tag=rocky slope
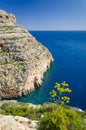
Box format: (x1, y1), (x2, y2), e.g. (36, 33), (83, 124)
(0, 10), (54, 99)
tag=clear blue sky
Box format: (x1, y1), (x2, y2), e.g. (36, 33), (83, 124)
(0, 0), (86, 30)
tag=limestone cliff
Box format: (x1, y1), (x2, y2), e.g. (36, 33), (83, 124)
(0, 10), (54, 98)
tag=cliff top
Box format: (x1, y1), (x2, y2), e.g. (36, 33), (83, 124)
(0, 10), (16, 24)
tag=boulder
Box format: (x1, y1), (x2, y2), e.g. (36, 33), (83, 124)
(0, 115), (37, 130)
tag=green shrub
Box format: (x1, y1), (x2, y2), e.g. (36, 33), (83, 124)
(11, 106), (28, 116)
(1, 103), (28, 116)
(38, 106), (85, 130)
(1, 103), (42, 120)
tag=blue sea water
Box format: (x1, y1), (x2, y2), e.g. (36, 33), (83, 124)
(17, 31), (86, 110)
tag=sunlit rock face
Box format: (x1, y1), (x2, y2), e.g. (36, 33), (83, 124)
(0, 115), (37, 130)
(0, 10), (54, 99)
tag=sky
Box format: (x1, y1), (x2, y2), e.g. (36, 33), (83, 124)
(0, 0), (86, 30)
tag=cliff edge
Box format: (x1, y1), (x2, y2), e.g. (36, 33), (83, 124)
(0, 10), (54, 99)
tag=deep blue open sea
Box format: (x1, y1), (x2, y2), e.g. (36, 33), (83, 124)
(17, 31), (86, 110)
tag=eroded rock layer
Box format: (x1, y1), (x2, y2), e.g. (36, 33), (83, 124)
(0, 10), (54, 98)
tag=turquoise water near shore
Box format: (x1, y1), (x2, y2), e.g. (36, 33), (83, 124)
(17, 31), (86, 110)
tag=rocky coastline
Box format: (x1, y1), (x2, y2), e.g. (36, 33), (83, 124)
(0, 10), (54, 99)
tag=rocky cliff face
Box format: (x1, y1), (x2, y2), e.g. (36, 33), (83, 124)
(0, 10), (54, 99)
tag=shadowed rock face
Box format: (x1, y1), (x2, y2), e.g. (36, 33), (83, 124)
(0, 10), (54, 99)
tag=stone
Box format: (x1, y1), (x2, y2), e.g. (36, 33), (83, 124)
(29, 121), (38, 129)
(0, 115), (37, 130)
(0, 10), (54, 99)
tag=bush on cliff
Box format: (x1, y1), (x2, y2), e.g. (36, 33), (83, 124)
(38, 106), (85, 130)
(38, 81), (86, 130)
(1, 103), (28, 116)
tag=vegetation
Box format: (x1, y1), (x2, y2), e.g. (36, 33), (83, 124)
(50, 81), (72, 105)
(0, 61), (24, 67)
(0, 82), (86, 129)
(4, 26), (15, 30)
(9, 36), (26, 41)
(0, 102), (57, 120)
(39, 81), (86, 130)
(38, 106), (86, 130)
(0, 101), (86, 130)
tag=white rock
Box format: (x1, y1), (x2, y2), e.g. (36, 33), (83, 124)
(29, 120), (38, 129)
(0, 115), (37, 130)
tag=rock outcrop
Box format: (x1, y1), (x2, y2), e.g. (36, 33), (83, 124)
(0, 10), (54, 99)
(0, 115), (37, 130)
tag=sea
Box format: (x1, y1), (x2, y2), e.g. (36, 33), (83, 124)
(17, 31), (86, 110)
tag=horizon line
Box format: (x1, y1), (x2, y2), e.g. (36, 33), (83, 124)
(29, 30), (86, 31)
